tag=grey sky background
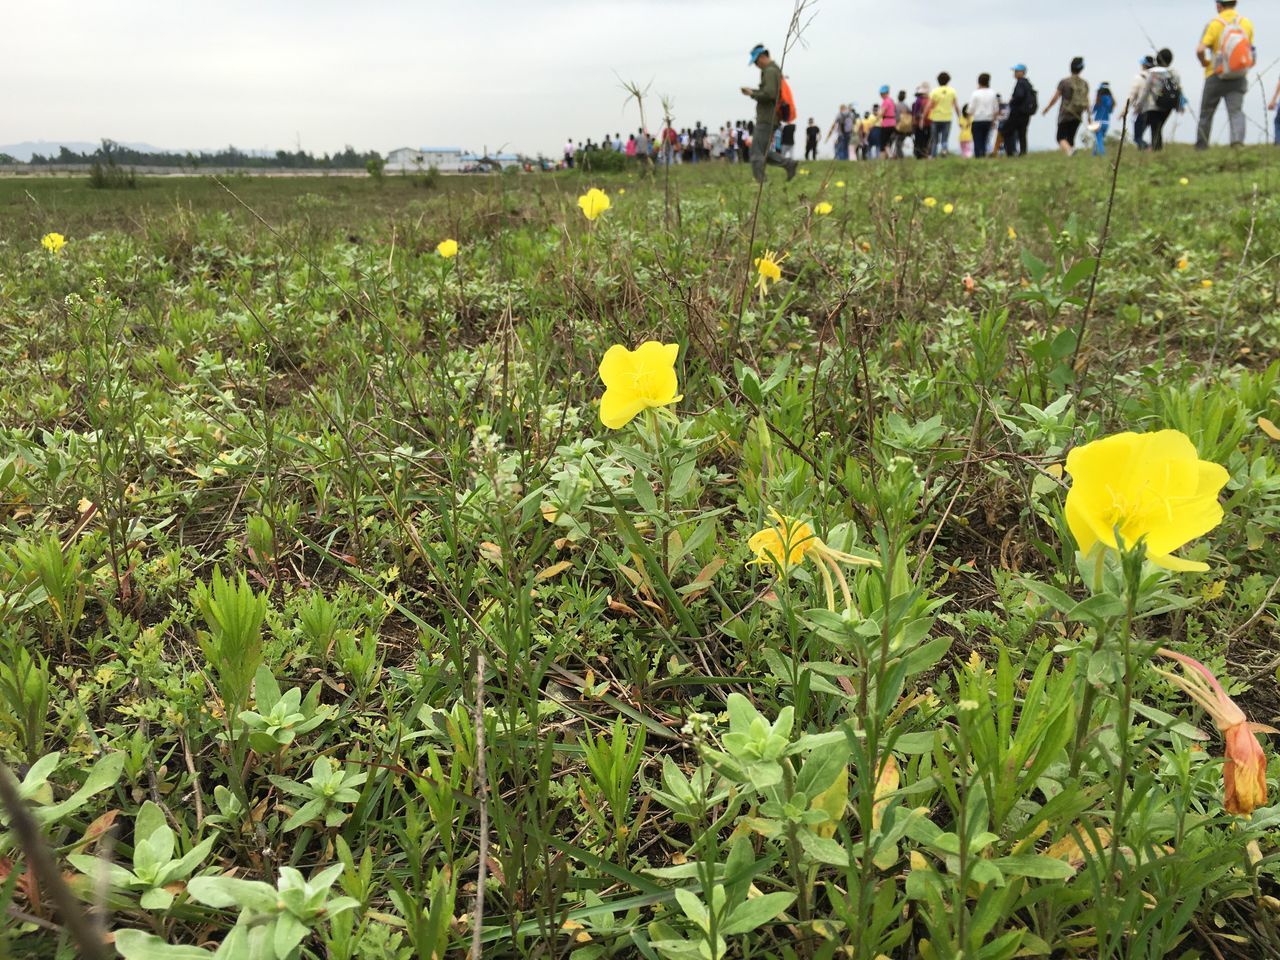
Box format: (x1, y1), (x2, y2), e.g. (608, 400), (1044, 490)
(5, 0), (1276, 158)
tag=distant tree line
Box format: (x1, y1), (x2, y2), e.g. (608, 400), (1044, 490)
(22, 139), (383, 168)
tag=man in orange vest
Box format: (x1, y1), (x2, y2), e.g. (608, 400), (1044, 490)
(741, 44), (798, 183)
(1195, 0), (1255, 147)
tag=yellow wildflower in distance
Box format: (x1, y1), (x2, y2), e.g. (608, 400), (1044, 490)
(1008, 226), (1018, 240)
(1064, 429), (1229, 572)
(893, 194), (903, 203)
(813, 201), (833, 216)
(943, 203), (955, 215)
(41, 232), (66, 254)
(436, 238), (459, 258)
(1202, 279), (1214, 289)
(749, 508), (879, 611)
(596, 341), (682, 429)
(835, 180), (846, 188)
(754, 249), (786, 299)
(922, 197), (937, 209)
(1176, 256), (1189, 271)
(578, 187), (611, 221)
(798, 168), (811, 176)
(1179, 177), (1190, 186)
(618, 187), (626, 194)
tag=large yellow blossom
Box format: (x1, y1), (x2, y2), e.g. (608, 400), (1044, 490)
(754, 250), (786, 299)
(813, 202), (833, 216)
(1064, 429), (1228, 572)
(749, 508), (878, 611)
(436, 238), (459, 258)
(597, 341), (681, 429)
(41, 232), (66, 253)
(578, 188), (611, 221)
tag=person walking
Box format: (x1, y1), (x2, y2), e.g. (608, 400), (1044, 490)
(1144, 49), (1185, 151)
(1195, 0), (1255, 148)
(958, 107), (974, 157)
(564, 138), (575, 168)
(1271, 77), (1280, 144)
(927, 72), (958, 156)
(827, 104), (854, 160)
(805, 117), (820, 160)
(912, 83), (932, 158)
(741, 44), (798, 182)
(1126, 56), (1155, 148)
(1042, 57), (1089, 155)
(894, 90), (914, 158)
(1006, 65), (1035, 157)
(1091, 82), (1115, 155)
(968, 73), (998, 158)
(780, 119), (797, 159)
(877, 85), (898, 158)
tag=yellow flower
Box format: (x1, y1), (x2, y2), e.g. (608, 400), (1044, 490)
(1064, 429), (1229, 572)
(1007, 226), (1018, 240)
(1201, 279), (1214, 289)
(1179, 177), (1190, 186)
(436, 238), (459, 258)
(893, 194), (903, 203)
(798, 168), (811, 176)
(749, 508), (879, 611)
(922, 197), (937, 208)
(835, 180), (846, 188)
(41, 232), (66, 253)
(618, 187), (626, 194)
(1176, 256), (1189, 271)
(754, 249), (787, 299)
(813, 201), (833, 216)
(578, 187), (611, 221)
(943, 203), (955, 215)
(860, 241), (872, 253)
(597, 341), (682, 429)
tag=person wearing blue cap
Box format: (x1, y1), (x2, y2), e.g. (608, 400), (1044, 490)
(1125, 56), (1155, 150)
(741, 44), (798, 182)
(1005, 65), (1035, 156)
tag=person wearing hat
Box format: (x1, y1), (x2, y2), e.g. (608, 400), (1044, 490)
(1195, 0), (1255, 148)
(1091, 82), (1116, 156)
(741, 44), (798, 182)
(911, 83), (932, 158)
(1005, 65), (1034, 157)
(1042, 57), (1089, 155)
(877, 85), (898, 158)
(1125, 56), (1155, 149)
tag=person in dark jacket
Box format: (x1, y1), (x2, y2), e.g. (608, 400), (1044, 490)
(741, 44), (798, 182)
(1005, 64), (1034, 156)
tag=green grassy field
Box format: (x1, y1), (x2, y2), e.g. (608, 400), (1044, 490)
(1, 146), (1279, 959)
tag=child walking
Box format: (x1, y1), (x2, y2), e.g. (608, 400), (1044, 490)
(958, 106), (974, 158)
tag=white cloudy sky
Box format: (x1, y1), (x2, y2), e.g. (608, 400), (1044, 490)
(5, 0), (1277, 157)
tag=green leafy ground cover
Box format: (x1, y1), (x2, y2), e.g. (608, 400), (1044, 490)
(1, 146), (1279, 958)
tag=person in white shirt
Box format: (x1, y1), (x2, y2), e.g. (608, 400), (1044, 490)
(1125, 56), (1155, 149)
(967, 73), (999, 157)
(564, 139), (575, 168)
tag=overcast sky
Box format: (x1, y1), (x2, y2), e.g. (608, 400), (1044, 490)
(5, 0), (1276, 158)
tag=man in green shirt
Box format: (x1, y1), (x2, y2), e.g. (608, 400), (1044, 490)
(741, 44), (798, 184)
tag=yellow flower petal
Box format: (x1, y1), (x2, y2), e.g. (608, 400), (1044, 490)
(578, 188), (611, 221)
(436, 238), (458, 258)
(596, 341), (681, 429)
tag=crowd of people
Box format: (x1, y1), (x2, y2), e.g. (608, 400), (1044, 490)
(560, 2), (1269, 179)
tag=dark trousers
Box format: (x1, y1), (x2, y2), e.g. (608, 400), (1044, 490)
(750, 119), (789, 182)
(971, 120), (993, 157)
(805, 141), (818, 160)
(1134, 112), (1149, 149)
(913, 128), (929, 158)
(1144, 108), (1173, 151)
(1005, 113), (1030, 156)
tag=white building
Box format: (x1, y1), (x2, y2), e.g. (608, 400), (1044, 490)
(384, 147), (466, 173)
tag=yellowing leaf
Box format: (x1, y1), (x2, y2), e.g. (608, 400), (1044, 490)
(872, 755), (899, 830)
(810, 765), (848, 838)
(1260, 417), (1280, 441)
(534, 560), (573, 582)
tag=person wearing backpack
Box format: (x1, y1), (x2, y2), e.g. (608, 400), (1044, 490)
(1006, 65), (1036, 157)
(1195, 0), (1255, 148)
(894, 90), (914, 159)
(1144, 49), (1184, 151)
(741, 45), (799, 182)
(1042, 57), (1089, 155)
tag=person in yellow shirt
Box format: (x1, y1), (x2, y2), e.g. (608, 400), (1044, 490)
(1195, 0), (1255, 147)
(927, 72), (958, 157)
(958, 106), (974, 157)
